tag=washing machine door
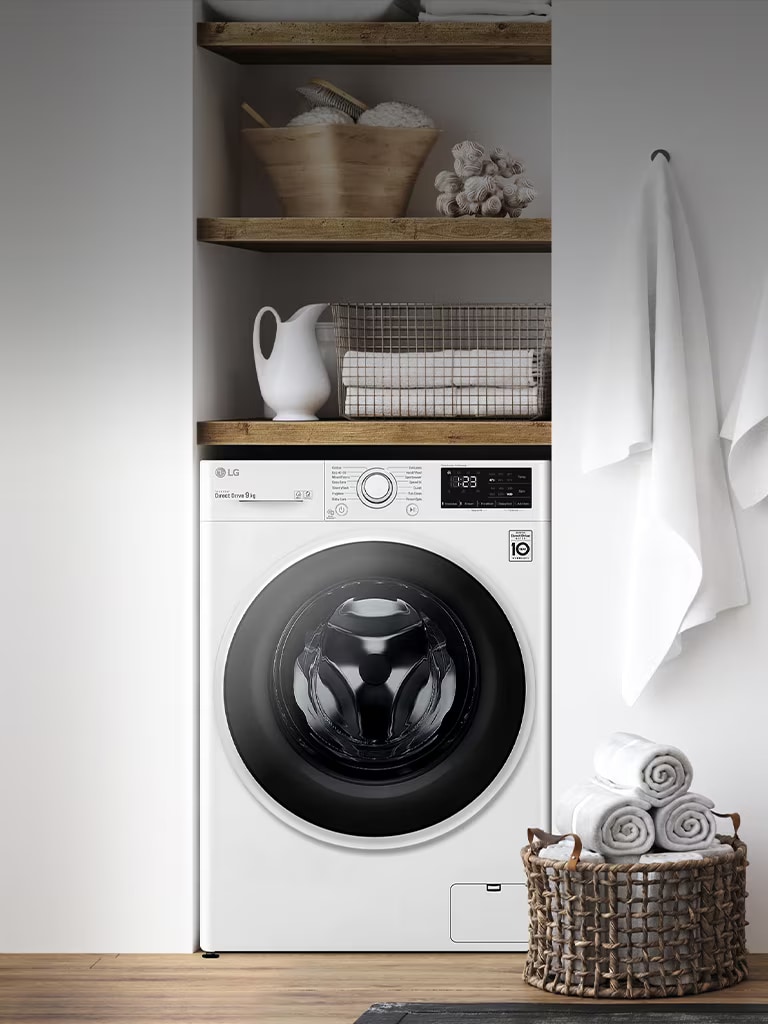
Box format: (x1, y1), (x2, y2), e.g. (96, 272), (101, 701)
(223, 541), (526, 841)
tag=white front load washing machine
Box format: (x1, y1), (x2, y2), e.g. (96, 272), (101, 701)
(200, 456), (550, 952)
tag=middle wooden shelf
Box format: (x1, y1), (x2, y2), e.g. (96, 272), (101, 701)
(197, 217), (552, 253)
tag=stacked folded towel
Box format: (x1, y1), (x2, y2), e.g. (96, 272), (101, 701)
(341, 349), (541, 418)
(549, 732), (730, 863)
(419, 0), (551, 22)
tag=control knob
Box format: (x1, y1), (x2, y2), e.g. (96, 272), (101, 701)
(357, 469), (397, 508)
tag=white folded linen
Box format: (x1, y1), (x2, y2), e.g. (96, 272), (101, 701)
(593, 732), (692, 807)
(450, 350), (538, 387)
(423, 0), (550, 13)
(555, 779), (655, 859)
(539, 840), (602, 863)
(340, 350), (538, 388)
(341, 352), (452, 388)
(419, 11), (551, 20)
(721, 275), (768, 508)
(209, 0), (418, 21)
(344, 385), (541, 418)
(653, 792), (717, 852)
(637, 844), (733, 863)
(581, 155), (747, 706)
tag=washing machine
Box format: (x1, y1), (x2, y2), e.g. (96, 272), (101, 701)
(200, 454), (550, 952)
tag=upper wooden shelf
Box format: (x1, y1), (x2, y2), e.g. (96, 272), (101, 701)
(197, 21), (551, 65)
(197, 217), (551, 253)
(198, 420), (551, 446)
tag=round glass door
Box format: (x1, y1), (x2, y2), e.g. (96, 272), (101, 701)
(223, 541), (526, 838)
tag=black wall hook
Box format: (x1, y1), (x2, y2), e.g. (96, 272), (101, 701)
(651, 149), (671, 163)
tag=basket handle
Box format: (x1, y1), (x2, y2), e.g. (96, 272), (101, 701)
(527, 827), (583, 871)
(713, 811), (741, 839)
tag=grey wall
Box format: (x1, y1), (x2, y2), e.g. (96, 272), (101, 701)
(0, 0), (196, 951)
(552, 0), (768, 950)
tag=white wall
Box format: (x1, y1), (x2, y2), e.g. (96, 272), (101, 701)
(0, 0), (196, 951)
(553, 0), (768, 950)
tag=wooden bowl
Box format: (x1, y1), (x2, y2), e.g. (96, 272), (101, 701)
(242, 125), (441, 218)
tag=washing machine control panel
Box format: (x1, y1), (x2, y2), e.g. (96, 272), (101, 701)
(200, 461), (548, 522)
(324, 462), (547, 521)
(327, 464), (422, 519)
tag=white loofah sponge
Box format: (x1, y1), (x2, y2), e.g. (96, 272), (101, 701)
(358, 102), (435, 129)
(287, 107), (354, 127)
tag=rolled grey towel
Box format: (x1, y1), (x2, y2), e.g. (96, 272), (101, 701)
(555, 779), (655, 859)
(593, 732), (693, 807)
(653, 792), (717, 851)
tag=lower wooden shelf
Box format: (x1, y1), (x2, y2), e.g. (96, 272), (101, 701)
(197, 420), (551, 446)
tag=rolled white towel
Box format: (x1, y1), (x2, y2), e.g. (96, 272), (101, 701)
(653, 792), (717, 852)
(593, 732), (693, 807)
(555, 779), (655, 859)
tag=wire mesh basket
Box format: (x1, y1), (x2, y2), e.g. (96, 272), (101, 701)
(331, 303), (551, 420)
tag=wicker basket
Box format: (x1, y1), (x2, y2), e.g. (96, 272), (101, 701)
(242, 125), (440, 218)
(521, 825), (749, 999)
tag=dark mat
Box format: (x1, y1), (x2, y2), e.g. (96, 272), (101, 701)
(353, 1004), (768, 1024)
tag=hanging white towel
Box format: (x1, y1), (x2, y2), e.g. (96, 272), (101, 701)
(721, 276), (768, 508)
(582, 156), (747, 706)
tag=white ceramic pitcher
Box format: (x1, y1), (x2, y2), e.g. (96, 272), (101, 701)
(253, 303), (331, 421)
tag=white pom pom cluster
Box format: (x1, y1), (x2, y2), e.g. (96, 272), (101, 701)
(436, 140), (537, 218)
(287, 107), (355, 127)
(358, 102), (435, 129)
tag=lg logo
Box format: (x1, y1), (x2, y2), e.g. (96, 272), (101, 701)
(215, 467), (240, 478)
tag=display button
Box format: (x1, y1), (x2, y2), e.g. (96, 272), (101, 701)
(406, 503), (419, 516)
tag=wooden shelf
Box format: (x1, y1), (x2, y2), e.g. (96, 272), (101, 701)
(197, 217), (551, 253)
(198, 420), (551, 446)
(197, 21), (551, 65)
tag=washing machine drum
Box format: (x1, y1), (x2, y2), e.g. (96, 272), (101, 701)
(223, 541), (526, 838)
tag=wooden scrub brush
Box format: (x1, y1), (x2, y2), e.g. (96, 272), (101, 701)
(241, 102), (270, 128)
(296, 79), (368, 121)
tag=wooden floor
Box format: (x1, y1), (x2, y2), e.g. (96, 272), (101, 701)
(1, 954), (767, 1024)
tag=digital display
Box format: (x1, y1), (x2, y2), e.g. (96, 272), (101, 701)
(441, 467), (532, 509)
(450, 474), (478, 489)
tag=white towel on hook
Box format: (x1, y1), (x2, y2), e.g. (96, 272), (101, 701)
(721, 276), (768, 508)
(582, 155), (747, 706)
